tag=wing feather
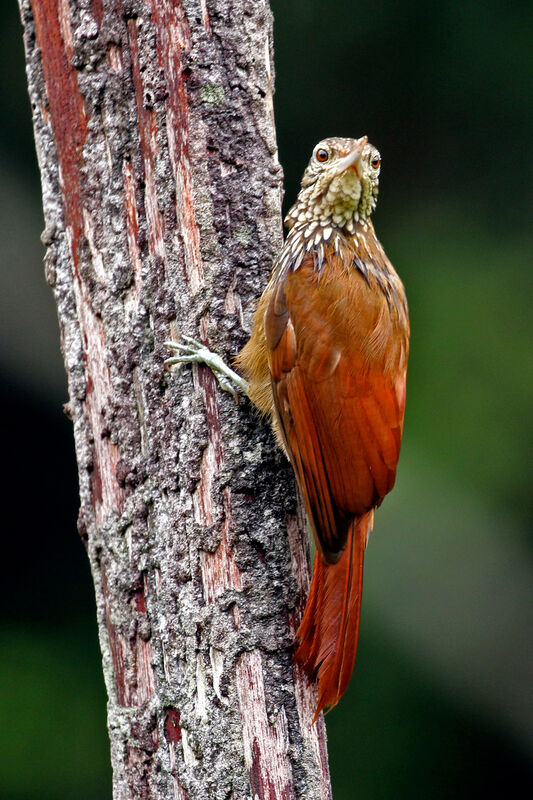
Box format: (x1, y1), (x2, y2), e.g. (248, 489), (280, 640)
(265, 250), (407, 562)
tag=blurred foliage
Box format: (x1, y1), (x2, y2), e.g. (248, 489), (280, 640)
(327, 623), (532, 799)
(388, 209), (533, 531)
(1, 628), (110, 800)
(1, 0), (532, 797)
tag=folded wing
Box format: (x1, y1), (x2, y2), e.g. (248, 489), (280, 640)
(265, 249), (407, 562)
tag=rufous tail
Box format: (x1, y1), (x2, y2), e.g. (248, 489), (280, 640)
(294, 513), (371, 720)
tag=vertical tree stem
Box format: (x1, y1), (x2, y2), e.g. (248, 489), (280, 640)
(19, 0), (332, 797)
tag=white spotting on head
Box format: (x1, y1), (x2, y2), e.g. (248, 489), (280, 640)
(276, 136), (384, 280)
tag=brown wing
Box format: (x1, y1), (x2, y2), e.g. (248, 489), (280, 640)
(265, 249), (408, 563)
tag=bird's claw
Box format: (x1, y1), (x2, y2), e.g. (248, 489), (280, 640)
(164, 336), (249, 401)
(164, 336), (213, 367)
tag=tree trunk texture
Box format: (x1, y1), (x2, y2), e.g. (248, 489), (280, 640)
(19, 1), (332, 798)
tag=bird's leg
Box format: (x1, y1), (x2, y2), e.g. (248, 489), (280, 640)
(164, 335), (249, 401)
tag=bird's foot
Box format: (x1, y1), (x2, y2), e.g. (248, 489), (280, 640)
(164, 335), (249, 401)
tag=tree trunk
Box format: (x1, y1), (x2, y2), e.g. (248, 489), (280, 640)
(19, 1), (332, 798)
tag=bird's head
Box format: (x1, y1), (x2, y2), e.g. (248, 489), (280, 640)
(285, 136), (381, 233)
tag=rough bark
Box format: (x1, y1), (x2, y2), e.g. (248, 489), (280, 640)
(19, 1), (332, 798)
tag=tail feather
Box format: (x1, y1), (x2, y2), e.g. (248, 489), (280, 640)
(294, 513), (370, 719)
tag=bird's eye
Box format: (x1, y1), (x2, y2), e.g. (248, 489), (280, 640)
(371, 155), (381, 169)
(316, 148), (329, 163)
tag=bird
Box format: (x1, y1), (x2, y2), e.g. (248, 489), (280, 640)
(165, 135), (409, 719)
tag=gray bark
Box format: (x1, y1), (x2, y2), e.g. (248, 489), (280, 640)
(18, 0), (332, 798)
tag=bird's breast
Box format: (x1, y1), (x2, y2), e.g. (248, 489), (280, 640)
(283, 239), (408, 379)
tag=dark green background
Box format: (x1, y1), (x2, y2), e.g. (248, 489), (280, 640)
(1, 1), (532, 797)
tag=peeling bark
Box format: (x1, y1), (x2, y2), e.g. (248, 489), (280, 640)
(19, 1), (332, 798)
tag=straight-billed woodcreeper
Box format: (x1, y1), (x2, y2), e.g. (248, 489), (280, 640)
(166, 136), (410, 718)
